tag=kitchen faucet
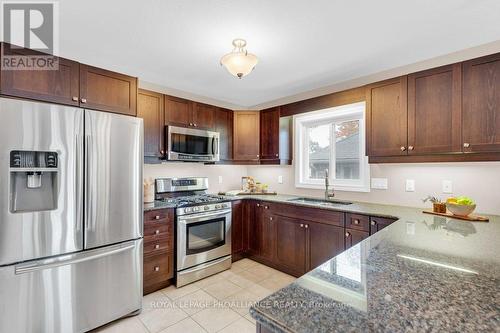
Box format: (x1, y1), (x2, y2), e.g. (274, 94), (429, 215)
(325, 169), (335, 200)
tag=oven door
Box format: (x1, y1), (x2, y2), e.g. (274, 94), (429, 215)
(167, 126), (219, 162)
(177, 209), (231, 271)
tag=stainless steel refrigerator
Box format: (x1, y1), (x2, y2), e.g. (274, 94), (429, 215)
(0, 97), (143, 333)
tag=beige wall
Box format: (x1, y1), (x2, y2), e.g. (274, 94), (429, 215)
(144, 161), (500, 215)
(144, 163), (248, 194)
(246, 163), (500, 215)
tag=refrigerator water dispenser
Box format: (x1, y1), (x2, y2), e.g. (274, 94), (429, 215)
(9, 150), (58, 212)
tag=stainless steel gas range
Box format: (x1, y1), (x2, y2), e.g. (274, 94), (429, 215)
(155, 177), (232, 287)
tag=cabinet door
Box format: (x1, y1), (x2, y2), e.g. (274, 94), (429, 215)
(0, 43), (79, 106)
(366, 76), (408, 156)
(408, 64), (462, 154)
(192, 102), (215, 130)
(308, 222), (345, 270)
(138, 89), (164, 158)
(215, 108), (233, 161)
(259, 210), (276, 262)
(344, 228), (368, 250)
(275, 215), (306, 275)
(231, 200), (245, 256)
(247, 201), (261, 256)
(233, 111), (260, 161)
(369, 216), (396, 235)
(463, 53), (500, 153)
(80, 65), (137, 116)
(164, 95), (192, 127)
(260, 107), (280, 161)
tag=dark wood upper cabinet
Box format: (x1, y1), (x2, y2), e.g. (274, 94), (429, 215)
(233, 111), (260, 161)
(275, 215), (307, 276)
(164, 95), (191, 127)
(0, 43), (80, 106)
(366, 76), (408, 157)
(260, 107), (280, 160)
(308, 222), (345, 270)
(192, 102), (215, 130)
(259, 107), (292, 165)
(79, 64), (137, 116)
(138, 89), (164, 158)
(215, 107), (233, 161)
(408, 64), (462, 155)
(463, 53), (500, 153)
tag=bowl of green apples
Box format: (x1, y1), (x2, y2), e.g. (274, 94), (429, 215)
(446, 196), (476, 216)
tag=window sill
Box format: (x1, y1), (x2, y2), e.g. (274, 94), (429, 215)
(295, 182), (371, 193)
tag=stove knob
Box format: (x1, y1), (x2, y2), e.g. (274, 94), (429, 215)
(185, 207), (192, 213)
(215, 204), (221, 209)
(193, 207), (200, 212)
(204, 206), (210, 211)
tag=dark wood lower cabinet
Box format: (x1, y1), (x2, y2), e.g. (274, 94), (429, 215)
(256, 323), (273, 333)
(231, 200), (246, 261)
(275, 215), (307, 276)
(369, 216), (397, 235)
(143, 208), (175, 295)
(345, 228), (369, 249)
(308, 222), (345, 270)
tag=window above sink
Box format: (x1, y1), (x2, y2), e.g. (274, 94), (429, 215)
(294, 102), (370, 192)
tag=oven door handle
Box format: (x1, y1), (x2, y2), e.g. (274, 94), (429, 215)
(178, 209), (231, 224)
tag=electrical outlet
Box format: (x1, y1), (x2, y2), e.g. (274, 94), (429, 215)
(405, 179), (415, 192)
(442, 180), (453, 194)
(371, 178), (388, 189)
(278, 175), (283, 184)
(218, 176), (223, 184)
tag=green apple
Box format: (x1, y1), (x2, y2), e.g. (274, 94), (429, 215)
(456, 196), (474, 205)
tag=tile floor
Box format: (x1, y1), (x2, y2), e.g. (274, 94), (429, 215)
(92, 259), (296, 333)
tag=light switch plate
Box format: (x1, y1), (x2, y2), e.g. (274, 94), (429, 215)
(278, 175), (283, 184)
(405, 179), (415, 192)
(371, 178), (388, 189)
(218, 176), (223, 184)
(442, 180), (453, 194)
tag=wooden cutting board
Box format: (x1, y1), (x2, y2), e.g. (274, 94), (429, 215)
(423, 210), (489, 222)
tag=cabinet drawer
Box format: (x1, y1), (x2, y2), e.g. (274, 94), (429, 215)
(144, 209), (174, 223)
(144, 222), (172, 239)
(267, 201), (344, 227)
(143, 252), (174, 286)
(370, 216), (397, 235)
(345, 213), (369, 232)
(144, 237), (171, 256)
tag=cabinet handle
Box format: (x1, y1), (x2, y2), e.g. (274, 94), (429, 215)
(256, 203), (260, 207)
(193, 123), (198, 127)
(257, 154), (260, 158)
(463, 143), (470, 148)
(371, 221), (376, 226)
(160, 150), (165, 155)
(80, 98), (87, 103)
(345, 232), (350, 237)
(275, 153), (279, 157)
(189, 123), (193, 126)
(72, 96), (79, 102)
(264, 205), (269, 209)
(155, 230), (160, 235)
(154, 266), (160, 272)
(300, 224), (304, 228)
(155, 215), (160, 220)
(408, 146), (414, 151)
(269, 217), (273, 221)
(155, 244), (160, 249)
(353, 219), (360, 225)
(304, 224), (309, 229)
(400, 146), (406, 151)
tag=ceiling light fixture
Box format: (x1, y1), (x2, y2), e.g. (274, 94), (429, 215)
(220, 38), (258, 79)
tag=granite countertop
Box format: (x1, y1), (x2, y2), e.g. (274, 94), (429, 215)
(143, 200), (177, 211)
(238, 195), (500, 332)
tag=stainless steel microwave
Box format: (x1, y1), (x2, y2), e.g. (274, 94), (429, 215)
(166, 126), (220, 162)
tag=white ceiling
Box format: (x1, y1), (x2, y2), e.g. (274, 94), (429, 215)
(59, 0), (500, 109)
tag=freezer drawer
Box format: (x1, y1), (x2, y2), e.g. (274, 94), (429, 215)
(84, 110), (143, 249)
(0, 239), (143, 333)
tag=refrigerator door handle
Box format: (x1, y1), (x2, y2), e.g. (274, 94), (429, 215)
(84, 134), (93, 231)
(15, 243), (136, 275)
(75, 133), (83, 233)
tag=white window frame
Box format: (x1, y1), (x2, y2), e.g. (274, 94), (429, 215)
(294, 101), (370, 192)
